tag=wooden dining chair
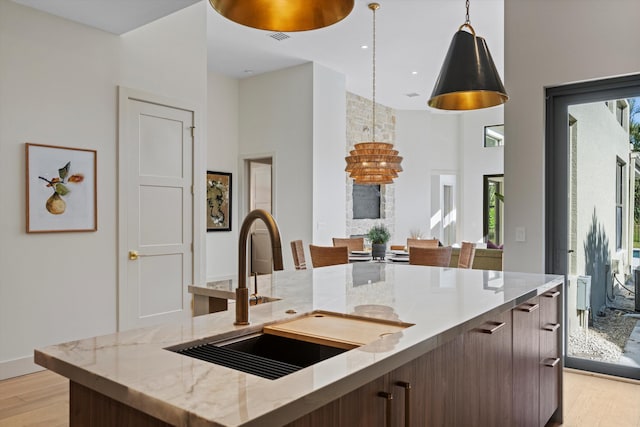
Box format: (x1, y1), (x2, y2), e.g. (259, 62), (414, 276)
(290, 240), (307, 270)
(409, 246), (453, 267)
(406, 238), (439, 251)
(390, 244), (406, 251)
(309, 245), (349, 268)
(458, 242), (477, 269)
(332, 237), (365, 252)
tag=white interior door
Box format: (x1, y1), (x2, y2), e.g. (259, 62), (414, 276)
(119, 92), (193, 331)
(249, 160), (272, 274)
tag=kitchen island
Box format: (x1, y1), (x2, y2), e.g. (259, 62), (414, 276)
(35, 263), (563, 426)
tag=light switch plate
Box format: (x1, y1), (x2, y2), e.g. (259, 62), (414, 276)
(515, 227), (526, 242)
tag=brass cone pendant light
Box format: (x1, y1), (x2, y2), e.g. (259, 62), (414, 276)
(209, 0), (354, 32)
(428, 0), (508, 110)
(345, 3), (403, 185)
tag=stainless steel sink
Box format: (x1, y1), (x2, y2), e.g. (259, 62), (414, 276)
(169, 333), (346, 380)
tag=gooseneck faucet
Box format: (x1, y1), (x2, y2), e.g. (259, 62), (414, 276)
(236, 209), (284, 325)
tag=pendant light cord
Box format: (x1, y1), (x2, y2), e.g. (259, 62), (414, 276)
(371, 3), (377, 143)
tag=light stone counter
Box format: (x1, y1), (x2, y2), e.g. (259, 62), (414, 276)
(35, 263), (563, 426)
(188, 275), (276, 315)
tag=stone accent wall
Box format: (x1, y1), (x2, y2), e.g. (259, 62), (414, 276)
(346, 92), (396, 241)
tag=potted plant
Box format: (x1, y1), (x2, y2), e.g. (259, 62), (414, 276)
(367, 223), (391, 260)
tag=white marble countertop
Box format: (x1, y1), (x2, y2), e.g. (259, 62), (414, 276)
(35, 264), (563, 427)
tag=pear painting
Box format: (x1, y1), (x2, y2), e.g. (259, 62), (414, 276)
(39, 161), (84, 215)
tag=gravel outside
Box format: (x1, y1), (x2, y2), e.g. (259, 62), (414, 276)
(567, 279), (638, 363)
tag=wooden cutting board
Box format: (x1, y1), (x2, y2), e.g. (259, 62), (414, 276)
(263, 311), (412, 350)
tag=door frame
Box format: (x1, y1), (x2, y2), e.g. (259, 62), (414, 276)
(545, 73), (640, 379)
(238, 152), (277, 221)
(117, 86), (204, 331)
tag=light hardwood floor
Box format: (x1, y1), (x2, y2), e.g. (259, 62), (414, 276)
(0, 369), (638, 426)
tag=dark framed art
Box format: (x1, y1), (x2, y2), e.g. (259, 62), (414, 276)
(206, 171), (232, 231)
(26, 143), (97, 233)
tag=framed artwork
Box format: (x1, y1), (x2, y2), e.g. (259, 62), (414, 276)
(26, 143), (97, 233)
(207, 171), (232, 231)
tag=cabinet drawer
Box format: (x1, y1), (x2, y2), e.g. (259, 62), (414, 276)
(539, 287), (561, 359)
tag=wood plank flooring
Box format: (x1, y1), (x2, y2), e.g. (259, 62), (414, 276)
(0, 368), (638, 426)
(0, 370), (68, 427)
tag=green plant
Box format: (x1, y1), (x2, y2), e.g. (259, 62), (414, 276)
(367, 223), (391, 244)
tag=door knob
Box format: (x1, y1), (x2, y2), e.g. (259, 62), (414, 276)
(129, 250), (139, 260)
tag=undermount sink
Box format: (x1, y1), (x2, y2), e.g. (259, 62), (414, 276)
(168, 311), (413, 380)
(171, 333), (346, 380)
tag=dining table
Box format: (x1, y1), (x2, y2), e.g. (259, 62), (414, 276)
(348, 249), (410, 263)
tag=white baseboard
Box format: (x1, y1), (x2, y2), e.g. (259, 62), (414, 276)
(0, 355), (43, 380)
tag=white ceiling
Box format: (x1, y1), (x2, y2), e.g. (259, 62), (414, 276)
(13, 0), (201, 34)
(13, 0), (504, 111)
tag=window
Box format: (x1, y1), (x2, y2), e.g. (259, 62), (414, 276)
(483, 174), (504, 245)
(484, 124), (504, 147)
(616, 101), (627, 127)
(616, 158), (625, 250)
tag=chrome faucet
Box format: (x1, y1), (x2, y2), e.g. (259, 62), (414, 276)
(236, 209), (284, 325)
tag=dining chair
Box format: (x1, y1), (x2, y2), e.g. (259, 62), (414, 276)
(406, 238), (439, 251)
(390, 245), (406, 251)
(290, 240), (307, 270)
(458, 242), (477, 269)
(309, 245), (349, 268)
(332, 237), (365, 252)
(409, 246), (453, 267)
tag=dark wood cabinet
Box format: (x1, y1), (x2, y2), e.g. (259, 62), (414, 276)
(513, 297), (541, 427)
(388, 336), (463, 427)
(539, 289), (562, 426)
(289, 287), (562, 427)
(461, 310), (513, 427)
(338, 374), (388, 426)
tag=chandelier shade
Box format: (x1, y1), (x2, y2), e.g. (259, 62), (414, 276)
(345, 4), (403, 185)
(345, 143), (403, 185)
(428, 1), (507, 111)
(428, 27), (507, 110)
(208, 0), (354, 32)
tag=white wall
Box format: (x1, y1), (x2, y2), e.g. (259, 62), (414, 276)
(504, 0), (640, 272)
(238, 64), (314, 271)
(459, 107), (504, 243)
(312, 63), (347, 246)
(206, 72), (239, 279)
(394, 110), (460, 246)
(571, 102), (631, 315)
(0, 0), (207, 379)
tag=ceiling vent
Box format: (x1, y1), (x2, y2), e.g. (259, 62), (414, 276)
(269, 32), (290, 41)
(406, 92), (420, 98)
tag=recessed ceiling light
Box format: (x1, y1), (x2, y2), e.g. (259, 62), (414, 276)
(411, 71), (418, 75)
(406, 92), (420, 98)
(361, 45), (368, 49)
